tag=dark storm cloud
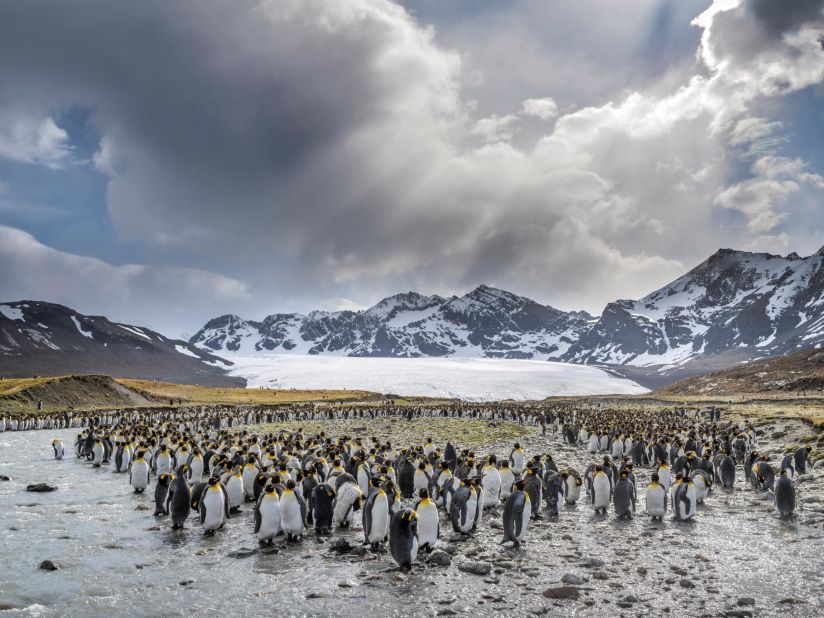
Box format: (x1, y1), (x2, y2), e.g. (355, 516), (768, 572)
(0, 0), (823, 335)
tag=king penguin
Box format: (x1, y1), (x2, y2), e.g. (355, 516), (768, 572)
(389, 508), (419, 570)
(200, 477), (229, 535)
(255, 483), (282, 545)
(501, 479), (531, 547)
(644, 473), (667, 520)
(167, 471), (192, 530)
(774, 469), (796, 518)
(414, 488), (439, 551)
(130, 451), (150, 493)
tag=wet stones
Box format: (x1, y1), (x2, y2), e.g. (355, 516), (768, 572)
(26, 483), (57, 492)
(38, 560), (59, 571)
(560, 573), (584, 585)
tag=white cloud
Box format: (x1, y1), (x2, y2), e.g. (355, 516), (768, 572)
(520, 97), (558, 120)
(469, 113), (520, 142)
(0, 225), (249, 336)
(0, 106), (73, 169)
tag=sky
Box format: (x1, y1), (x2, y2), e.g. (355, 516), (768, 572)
(1, 0), (823, 337)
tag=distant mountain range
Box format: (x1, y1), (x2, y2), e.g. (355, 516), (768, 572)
(0, 301), (241, 386)
(191, 246), (824, 388)
(3, 245), (823, 389)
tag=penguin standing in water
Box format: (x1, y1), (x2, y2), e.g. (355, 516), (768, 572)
(363, 481), (390, 548)
(414, 488), (439, 551)
(794, 445), (812, 474)
(332, 480), (362, 528)
(774, 469), (796, 518)
(280, 480), (308, 541)
(255, 484), (282, 545)
(130, 451), (150, 493)
(154, 473), (173, 516)
(389, 509), (419, 570)
(613, 470), (636, 519)
(543, 471), (564, 517)
(644, 473), (667, 520)
(200, 477), (229, 535)
(312, 483), (336, 535)
(501, 479), (531, 547)
(91, 439), (105, 467)
(52, 439), (64, 460)
(591, 465), (611, 514)
(672, 477), (696, 521)
(167, 471), (192, 530)
(114, 442), (131, 473)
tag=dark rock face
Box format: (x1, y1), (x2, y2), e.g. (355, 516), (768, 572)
(0, 301), (241, 386)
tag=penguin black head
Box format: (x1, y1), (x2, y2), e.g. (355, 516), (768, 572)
(418, 462), (426, 470)
(651, 473), (660, 482)
(595, 465), (603, 472)
(419, 488), (429, 500)
(207, 477), (220, 486)
(285, 479), (297, 490)
(265, 483), (277, 494)
(514, 479), (526, 491)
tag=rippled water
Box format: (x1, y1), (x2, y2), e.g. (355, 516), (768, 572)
(1, 426), (823, 617)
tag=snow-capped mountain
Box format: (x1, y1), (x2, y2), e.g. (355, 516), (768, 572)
(191, 287), (595, 360)
(191, 246), (824, 386)
(0, 301), (241, 385)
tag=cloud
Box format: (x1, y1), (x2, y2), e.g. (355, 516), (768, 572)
(520, 97), (558, 120)
(0, 105), (73, 169)
(0, 0), (822, 330)
(0, 225), (249, 336)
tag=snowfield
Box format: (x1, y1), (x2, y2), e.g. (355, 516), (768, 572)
(227, 355), (647, 401)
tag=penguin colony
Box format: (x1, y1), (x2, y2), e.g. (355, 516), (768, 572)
(46, 401), (814, 571)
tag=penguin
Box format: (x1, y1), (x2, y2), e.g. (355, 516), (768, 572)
(501, 479), (531, 547)
(155, 445), (172, 475)
(200, 477), (229, 535)
(543, 471), (564, 517)
(717, 453), (736, 489)
(672, 477), (696, 521)
(689, 469), (712, 503)
(166, 471), (192, 530)
(613, 470), (636, 519)
(280, 479), (307, 541)
(154, 473), (172, 516)
(190, 480), (208, 511)
(255, 484), (282, 545)
(774, 469), (796, 519)
(523, 467), (543, 519)
(656, 460), (672, 492)
(91, 439), (105, 467)
(52, 439), (64, 460)
(472, 477), (484, 528)
(561, 469), (582, 505)
(413, 462), (430, 495)
(312, 483), (336, 535)
(449, 479), (475, 534)
(590, 465), (611, 514)
(423, 437), (436, 458)
(509, 444), (526, 475)
(481, 455), (501, 507)
(130, 451), (150, 493)
(644, 473), (667, 520)
(794, 445), (812, 475)
(752, 460), (775, 492)
(187, 449), (204, 483)
(362, 481), (390, 548)
(114, 442), (131, 473)
(333, 481), (363, 528)
(223, 467), (245, 513)
(398, 459), (416, 498)
(389, 508), (419, 570)
(413, 488), (439, 552)
(498, 461), (515, 501)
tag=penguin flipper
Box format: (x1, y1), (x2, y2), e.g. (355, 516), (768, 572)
(253, 504), (262, 534)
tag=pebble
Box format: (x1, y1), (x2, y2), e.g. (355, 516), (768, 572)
(428, 550), (452, 567)
(737, 597), (755, 606)
(813, 459), (824, 469)
(26, 483), (57, 493)
(338, 580), (358, 588)
(0, 475), (11, 481)
(305, 592), (331, 599)
(679, 579), (695, 589)
(178, 580), (194, 586)
(458, 561), (492, 576)
(637, 566), (648, 576)
(541, 586), (580, 600)
(580, 558), (605, 568)
(561, 574), (584, 585)
(135, 504), (150, 511)
(802, 495), (821, 504)
(38, 560), (59, 571)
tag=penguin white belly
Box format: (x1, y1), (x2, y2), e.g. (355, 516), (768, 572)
(53, 442), (64, 460)
(600, 435), (609, 451)
(611, 441), (623, 458)
(225, 477), (244, 509)
(658, 469), (671, 492)
(156, 456), (171, 475)
(414, 471), (429, 493)
(367, 495), (389, 543)
(517, 500), (531, 541)
(417, 504), (439, 549)
(131, 461), (150, 490)
(201, 488), (226, 531)
(460, 494), (477, 533)
(498, 471), (512, 496)
(482, 469), (501, 506)
(565, 479), (581, 504)
(257, 496), (281, 540)
(357, 469), (370, 496)
(242, 468), (257, 497)
(280, 494), (304, 535)
(333, 485), (360, 526)
(592, 477), (610, 510)
(587, 436), (599, 453)
(645, 486), (666, 517)
(410, 535), (419, 564)
(92, 444), (104, 465)
(189, 458), (203, 482)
